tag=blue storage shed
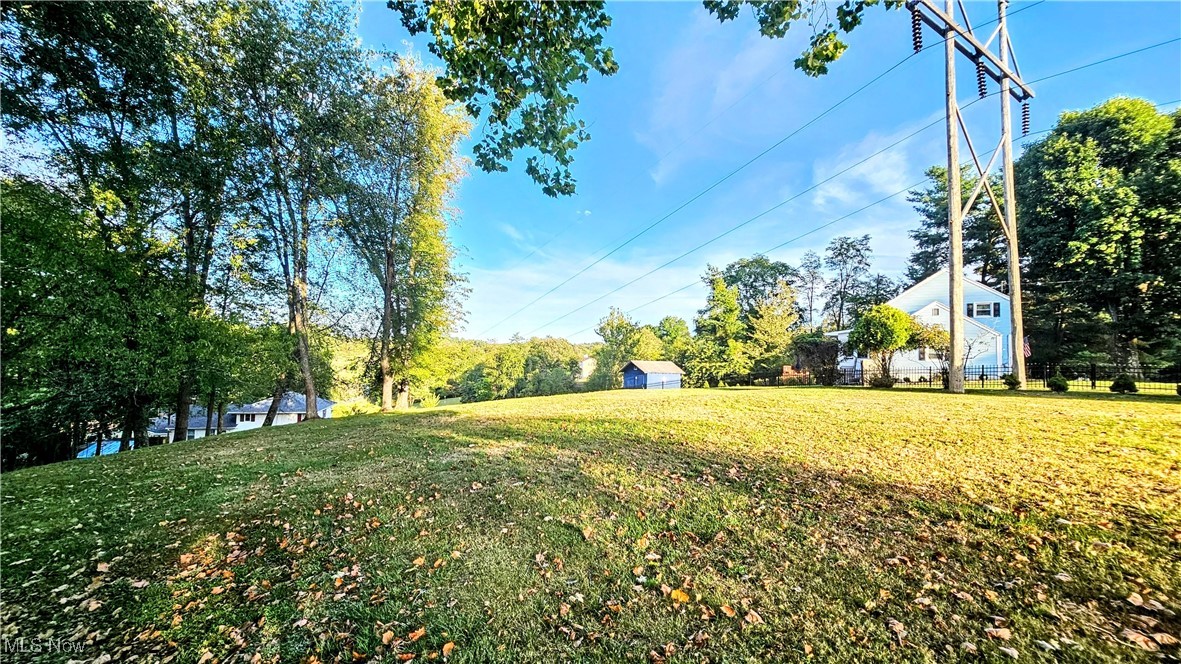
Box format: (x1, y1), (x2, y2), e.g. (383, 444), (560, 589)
(621, 360), (685, 389)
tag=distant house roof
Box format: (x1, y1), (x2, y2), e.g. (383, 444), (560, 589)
(151, 405), (237, 433)
(226, 391), (335, 415)
(621, 360), (685, 375)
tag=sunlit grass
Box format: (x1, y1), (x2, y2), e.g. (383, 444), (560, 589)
(2, 388), (1178, 662)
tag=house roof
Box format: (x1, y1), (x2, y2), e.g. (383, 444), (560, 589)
(151, 407), (238, 433)
(621, 360), (685, 375)
(895, 268), (1010, 307)
(226, 391), (335, 415)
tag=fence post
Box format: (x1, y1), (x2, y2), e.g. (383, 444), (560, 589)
(1090, 363), (1097, 390)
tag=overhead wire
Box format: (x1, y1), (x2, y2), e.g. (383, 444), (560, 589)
(476, 1), (1052, 338)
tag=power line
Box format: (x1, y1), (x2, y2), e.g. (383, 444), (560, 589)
(476, 51), (928, 338)
(531, 36), (1180, 337)
(559, 97), (1179, 339)
(476, 2), (1055, 338)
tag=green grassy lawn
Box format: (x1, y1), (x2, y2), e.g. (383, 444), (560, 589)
(2, 388), (1179, 663)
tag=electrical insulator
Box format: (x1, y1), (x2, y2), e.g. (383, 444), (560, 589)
(976, 61), (987, 98)
(1021, 102), (1030, 136)
(911, 9), (923, 53)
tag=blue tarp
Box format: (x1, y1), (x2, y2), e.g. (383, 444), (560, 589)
(76, 440), (134, 458)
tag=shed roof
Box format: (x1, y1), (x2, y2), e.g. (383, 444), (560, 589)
(621, 360), (684, 375)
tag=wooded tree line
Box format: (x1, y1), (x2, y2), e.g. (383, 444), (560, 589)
(584, 239), (902, 390)
(905, 97), (1181, 367)
(1, 2), (468, 467)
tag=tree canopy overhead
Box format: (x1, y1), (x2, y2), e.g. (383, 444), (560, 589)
(388, 0), (618, 197)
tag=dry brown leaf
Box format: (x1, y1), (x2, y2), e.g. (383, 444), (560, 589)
(96, 562), (110, 573)
(670, 588), (690, 604)
(744, 610), (763, 625)
(413, 557), (426, 567)
(1122, 628), (1160, 652)
(720, 604), (737, 618)
(409, 626), (426, 642)
(442, 642), (455, 657)
(985, 627), (1012, 640)
(1152, 633), (1179, 646)
(211, 586), (225, 595)
(382, 630), (395, 646)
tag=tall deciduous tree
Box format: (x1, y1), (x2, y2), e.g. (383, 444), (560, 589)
(720, 256), (800, 328)
(1016, 98), (1178, 365)
(228, 1), (366, 419)
(821, 235), (872, 330)
(334, 58), (469, 410)
(796, 251), (826, 328)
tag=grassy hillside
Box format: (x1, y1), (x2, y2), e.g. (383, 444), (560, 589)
(2, 388), (1179, 662)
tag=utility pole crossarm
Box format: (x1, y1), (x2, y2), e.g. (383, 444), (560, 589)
(907, 0), (1035, 101)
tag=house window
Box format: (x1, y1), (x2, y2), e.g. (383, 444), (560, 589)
(931, 308), (940, 316)
(239, 413), (256, 423)
(969, 302), (999, 318)
(297, 413), (306, 423)
(918, 348), (927, 361)
(188, 429), (196, 437)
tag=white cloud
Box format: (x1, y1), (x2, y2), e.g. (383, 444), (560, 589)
(637, 9), (806, 185)
(498, 223), (525, 242)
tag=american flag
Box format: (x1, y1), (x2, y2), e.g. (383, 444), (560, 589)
(1023, 336), (1032, 358)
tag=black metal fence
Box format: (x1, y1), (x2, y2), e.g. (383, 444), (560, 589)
(724, 363), (1181, 394)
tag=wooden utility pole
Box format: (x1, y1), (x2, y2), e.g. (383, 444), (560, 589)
(944, 0), (965, 394)
(908, 0), (1034, 393)
(998, 0), (1027, 386)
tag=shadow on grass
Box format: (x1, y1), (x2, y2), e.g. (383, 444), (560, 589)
(2, 404), (1176, 662)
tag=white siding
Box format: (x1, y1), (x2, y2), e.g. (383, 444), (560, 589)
(889, 270), (1013, 367)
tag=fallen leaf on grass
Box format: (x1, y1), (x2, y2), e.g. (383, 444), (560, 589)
(669, 589), (689, 604)
(96, 562), (110, 573)
(1122, 628), (1160, 651)
(985, 627), (1012, 640)
(744, 610), (763, 625)
(442, 642), (455, 657)
(1152, 633), (1179, 646)
(1127, 592), (1144, 607)
(720, 605), (737, 618)
(998, 646), (1019, 659)
(382, 631), (396, 645)
(413, 557), (426, 567)
(409, 627), (426, 642)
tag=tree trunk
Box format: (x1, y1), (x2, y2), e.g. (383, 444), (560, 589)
(216, 402), (227, 435)
(395, 379), (410, 410)
(263, 381), (284, 426)
(173, 378), (192, 442)
(134, 417), (148, 454)
(381, 371), (395, 412)
(118, 405), (135, 453)
(204, 388), (216, 437)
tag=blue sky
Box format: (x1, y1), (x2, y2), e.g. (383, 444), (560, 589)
(357, 1), (1181, 343)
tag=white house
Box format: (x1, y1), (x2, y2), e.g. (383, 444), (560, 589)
(77, 392), (335, 457)
(225, 392), (334, 434)
(828, 268), (1014, 376)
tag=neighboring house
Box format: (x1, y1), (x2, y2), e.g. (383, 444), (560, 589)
(80, 392), (336, 455)
(621, 360), (685, 389)
(828, 268), (1013, 375)
(226, 392), (334, 434)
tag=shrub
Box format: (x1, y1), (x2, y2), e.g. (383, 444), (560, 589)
(416, 392), (441, 409)
(793, 333), (841, 386)
(1109, 374), (1138, 394)
(869, 375), (896, 388)
(1047, 372), (1069, 393)
(1001, 373), (1021, 390)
